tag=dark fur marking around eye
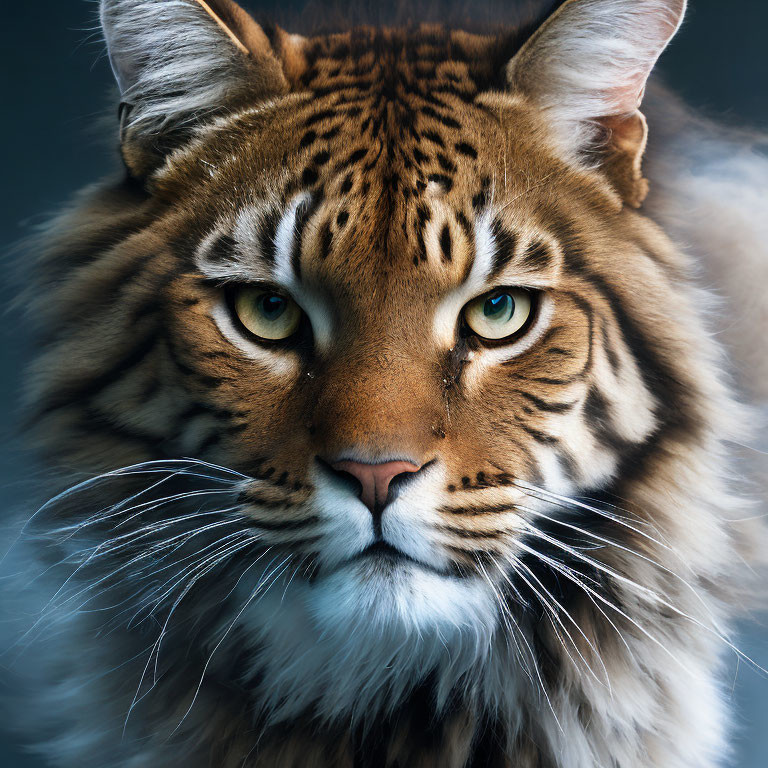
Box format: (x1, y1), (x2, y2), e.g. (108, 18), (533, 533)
(454, 141), (478, 159)
(259, 208), (281, 265)
(520, 240), (552, 271)
(489, 220), (517, 279)
(547, 347), (572, 357)
(206, 232), (236, 263)
(336, 210), (349, 227)
(440, 223), (453, 262)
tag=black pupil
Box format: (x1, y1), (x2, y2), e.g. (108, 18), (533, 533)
(259, 294), (287, 321)
(484, 293), (513, 319)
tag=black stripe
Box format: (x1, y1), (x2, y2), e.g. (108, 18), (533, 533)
(35, 326), (160, 417)
(472, 177), (491, 210)
(516, 390), (577, 414)
(259, 207), (281, 265)
(421, 130), (444, 147)
(420, 105), (461, 129)
(583, 386), (628, 453)
(164, 338), (232, 388)
(335, 147), (368, 171)
(517, 419), (559, 445)
(439, 223), (452, 263)
(248, 515), (319, 529)
(77, 405), (166, 452)
(454, 141), (478, 159)
(441, 503), (517, 516)
(291, 194), (321, 281)
(601, 322), (620, 372)
(520, 240), (552, 271)
(489, 219), (517, 279)
(318, 220), (333, 260)
(436, 152), (457, 173)
(204, 232), (236, 263)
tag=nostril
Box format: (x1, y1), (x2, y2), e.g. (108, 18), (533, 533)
(325, 458), (421, 514)
(316, 457), (364, 495)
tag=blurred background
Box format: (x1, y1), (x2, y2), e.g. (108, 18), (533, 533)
(0, 1), (765, 765)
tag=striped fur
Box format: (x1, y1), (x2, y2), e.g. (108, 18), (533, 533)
(5, 1), (766, 766)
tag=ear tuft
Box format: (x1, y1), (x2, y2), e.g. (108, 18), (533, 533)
(507, 0), (687, 206)
(100, 0), (288, 173)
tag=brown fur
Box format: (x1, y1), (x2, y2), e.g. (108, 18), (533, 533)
(16, 3), (764, 767)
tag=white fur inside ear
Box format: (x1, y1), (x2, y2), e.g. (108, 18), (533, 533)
(507, 0), (687, 147)
(101, 0), (250, 135)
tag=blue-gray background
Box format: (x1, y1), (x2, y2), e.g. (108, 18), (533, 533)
(0, 1), (765, 765)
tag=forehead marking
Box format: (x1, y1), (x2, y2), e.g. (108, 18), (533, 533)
(274, 193), (312, 288)
(488, 220), (518, 280)
(432, 212), (497, 346)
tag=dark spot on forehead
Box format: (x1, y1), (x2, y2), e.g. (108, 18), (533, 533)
(455, 142), (478, 159)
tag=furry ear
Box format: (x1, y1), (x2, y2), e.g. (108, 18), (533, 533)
(507, 0), (687, 207)
(100, 0), (290, 174)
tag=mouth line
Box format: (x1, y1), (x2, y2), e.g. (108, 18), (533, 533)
(350, 540), (449, 576)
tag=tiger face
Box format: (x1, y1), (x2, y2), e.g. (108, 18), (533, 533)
(160, 64), (661, 633)
(29, 0), (747, 751)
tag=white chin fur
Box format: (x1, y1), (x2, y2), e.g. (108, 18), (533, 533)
(237, 559), (501, 725)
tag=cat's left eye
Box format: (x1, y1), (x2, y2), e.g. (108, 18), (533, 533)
(229, 286), (303, 341)
(463, 288), (535, 341)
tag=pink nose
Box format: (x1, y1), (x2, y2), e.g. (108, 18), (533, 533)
(331, 460), (421, 512)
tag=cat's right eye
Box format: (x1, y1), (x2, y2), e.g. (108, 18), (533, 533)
(228, 286), (304, 342)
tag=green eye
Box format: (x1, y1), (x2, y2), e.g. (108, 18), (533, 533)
(232, 287), (303, 341)
(464, 288), (534, 341)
